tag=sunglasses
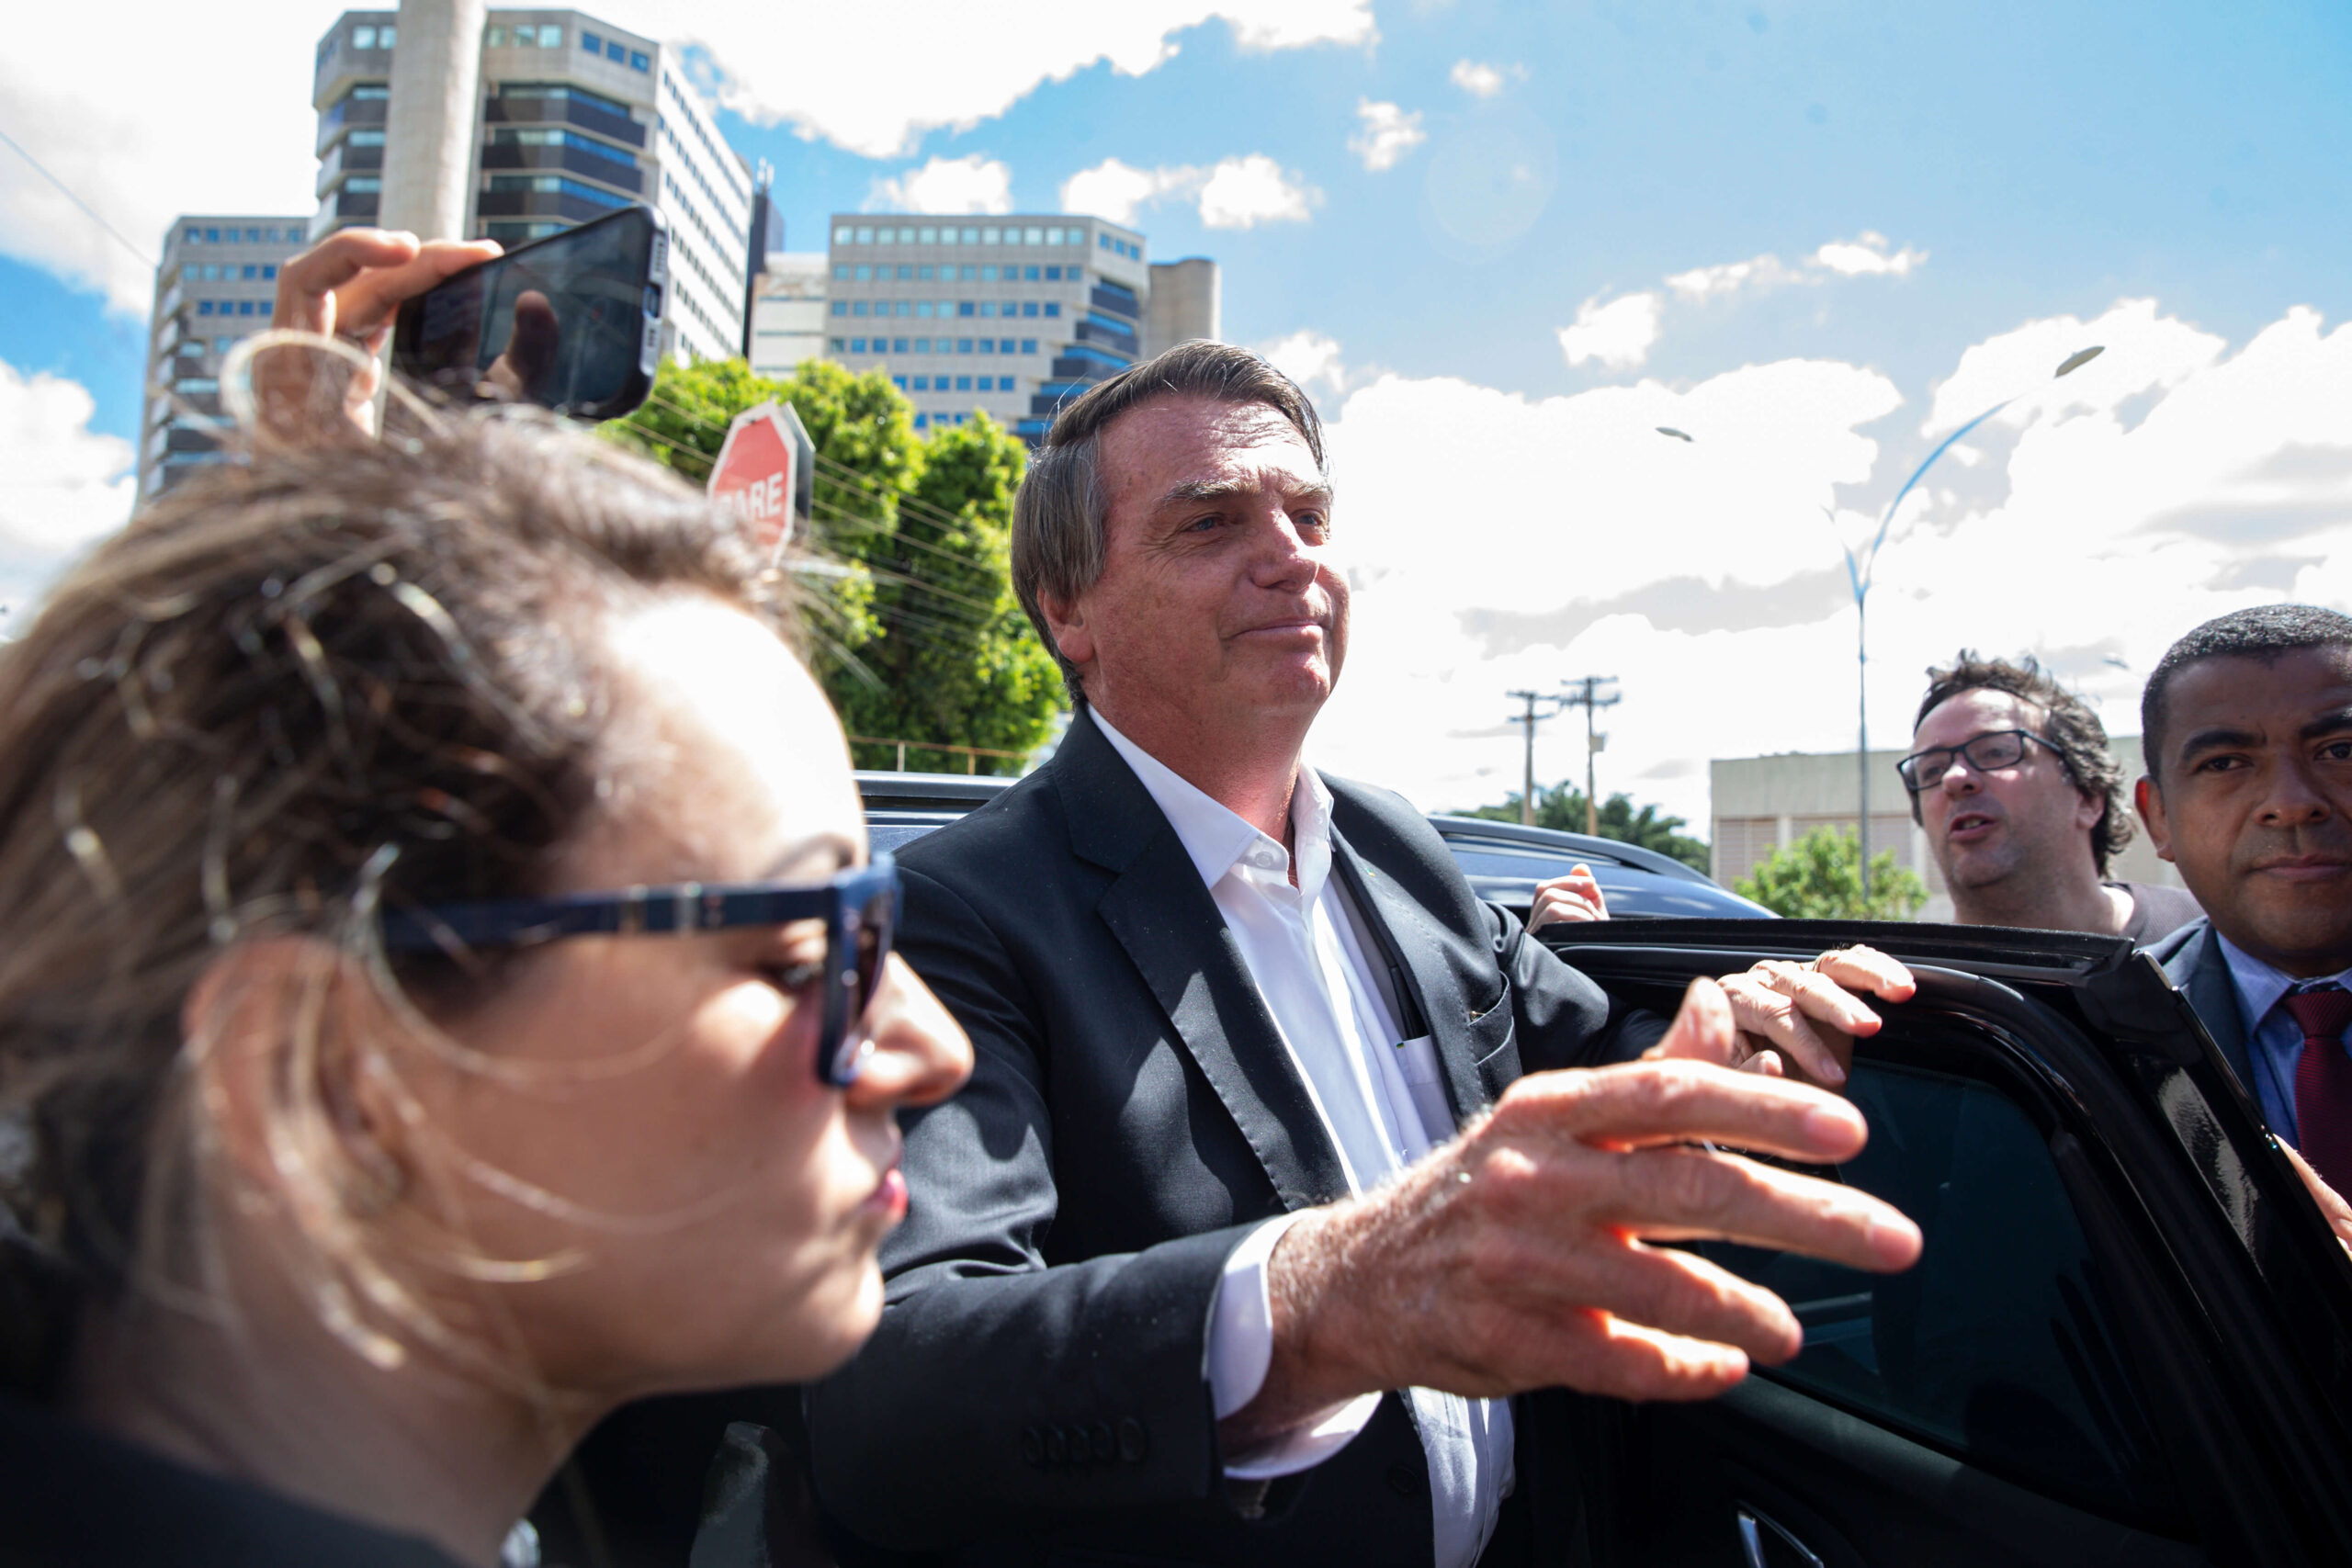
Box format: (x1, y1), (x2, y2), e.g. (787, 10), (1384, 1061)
(379, 853), (899, 1088)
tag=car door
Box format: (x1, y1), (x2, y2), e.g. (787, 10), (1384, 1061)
(1542, 919), (2352, 1568)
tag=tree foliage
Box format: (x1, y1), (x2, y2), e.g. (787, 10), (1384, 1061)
(1460, 784), (1712, 874)
(1733, 825), (1928, 920)
(605, 358), (1064, 773)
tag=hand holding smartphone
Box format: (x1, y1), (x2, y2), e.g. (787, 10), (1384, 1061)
(391, 204), (668, 422)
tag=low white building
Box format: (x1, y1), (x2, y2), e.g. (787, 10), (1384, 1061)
(748, 254), (830, 380)
(1711, 739), (2189, 920)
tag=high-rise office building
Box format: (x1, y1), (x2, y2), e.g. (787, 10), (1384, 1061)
(824, 215), (1218, 441)
(136, 216), (311, 502)
(748, 254), (831, 380)
(311, 8), (755, 364)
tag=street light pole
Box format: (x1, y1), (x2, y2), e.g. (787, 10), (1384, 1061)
(1838, 344), (2107, 903)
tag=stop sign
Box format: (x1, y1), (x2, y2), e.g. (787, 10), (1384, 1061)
(708, 400), (811, 557)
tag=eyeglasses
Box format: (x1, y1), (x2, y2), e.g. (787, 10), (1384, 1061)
(1896, 729), (2061, 794)
(379, 854), (899, 1088)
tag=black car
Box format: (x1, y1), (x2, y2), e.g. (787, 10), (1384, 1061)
(855, 772), (2352, 1565)
(856, 772), (1771, 921)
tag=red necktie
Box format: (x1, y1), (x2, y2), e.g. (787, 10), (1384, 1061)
(2285, 985), (2352, 1192)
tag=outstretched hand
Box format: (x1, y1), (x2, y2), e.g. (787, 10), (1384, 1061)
(1230, 976), (1923, 1447)
(1527, 864), (1610, 930)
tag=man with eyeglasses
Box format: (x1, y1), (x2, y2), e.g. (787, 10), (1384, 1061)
(1903, 651), (2201, 941)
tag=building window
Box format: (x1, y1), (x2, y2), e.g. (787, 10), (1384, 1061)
(912, 376), (929, 390)
(216, 337), (235, 353)
(919, 225), (939, 244)
(955, 301), (973, 317)
(262, 265), (277, 279)
(956, 376), (972, 390)
(185, 225), (200, 243)
(915, 337), (932, 352)
(1021, 339), (1038, 354)
(1099, 233), (1110, 251)
(853, 265), (870, 281)
(953, 265), (972, 281)
(1022, 301), (1038, 318)
(893, 337), (909, 352)
(855, 226), (874, 244)
(981, 228), (1001, 245)
(1044, 302), (1061, 318)
(630, 51), (650, 71)
(348, 130), (386, 147)
(978, 302), (996, 319)
(537, 24), (560, 45)
(1024, 226), (1043, 244)
(999, 338), (1014, 353)
(833, 224), (853, 243)
(851, 337), (866, 352)
(486, 24), (505, 45)
(894, 265), (912, 280)
(960, 226), (979, 244)
(893, 376), (908, 389)
(979, 339), (994, 354)
(177, 340), (205, 358)
(353, 24), (376, 49)
(831, 301), (846, 316)
(346, 177), (382, 192)
(606, 40), (625, 62)
(957, 338), (973, 353)
(204, 227), (220, 243)
(582, 29), (602, 51)
(851, 301), (867, 317)
(914, 413), (928, 429)
(833, 265), (850, 281)
(1046, 227), (1065, 245)
(830, 337), (845, 351)
(198, 301), (213, 316)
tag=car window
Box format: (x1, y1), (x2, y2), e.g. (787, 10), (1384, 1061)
(1440, 839), (1630, 879)
(1695, 1058), (2180, 1528)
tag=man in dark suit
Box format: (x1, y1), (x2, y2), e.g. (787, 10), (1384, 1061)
(2136, 604), (2352, 1217)
(806, 344), (1924, 1567)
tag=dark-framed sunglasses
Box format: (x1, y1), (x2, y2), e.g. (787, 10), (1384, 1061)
(1896, 729), (2062, 794)
(379, 853), (898, 1088)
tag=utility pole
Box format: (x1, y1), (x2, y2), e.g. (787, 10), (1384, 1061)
(1561, 676), (1622, 836)
(1505, 689), (1565, 826)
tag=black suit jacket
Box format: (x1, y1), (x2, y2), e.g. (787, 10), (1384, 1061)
(806, 711), (1651, 1565)
(2151, 919), (2256, 1089)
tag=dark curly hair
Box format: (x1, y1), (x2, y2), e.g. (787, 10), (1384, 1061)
(2142, 604), (2352, 780)
(1911, 651), (2131, 874)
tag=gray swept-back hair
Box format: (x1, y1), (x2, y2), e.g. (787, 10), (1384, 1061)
(1010, 341), (1326, 703)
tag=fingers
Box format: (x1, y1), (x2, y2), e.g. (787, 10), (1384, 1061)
(1528, 867), (1608, 931)
(1721, 962), (1867, 1085)
(1644, 976), (1742, 1067)
(275, 229), (424, 336)
(334, 238), (503, 338)
(1500, 1055), (1869, 1166)
(1813, 944), (1917, 1003)
(1597, 1144), (1921, 1273)
(2282, 1144), (2352, 1257)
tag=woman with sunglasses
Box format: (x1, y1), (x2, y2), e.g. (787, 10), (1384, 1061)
(0, 395), (970, 1564)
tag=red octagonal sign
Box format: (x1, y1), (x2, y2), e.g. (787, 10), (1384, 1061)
(708, 400), (810, 558)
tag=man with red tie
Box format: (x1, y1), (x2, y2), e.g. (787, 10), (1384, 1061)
(2134, 604), (2352, 1228)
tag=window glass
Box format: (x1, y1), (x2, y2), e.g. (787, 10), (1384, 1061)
(630, 51), (650, 71)
(537, 25), (560, 45)
(216, 337), (235, 353)
(381, 25), (397, 46)
(893, 338), (909, 353)
(917, 265), (934, 281)
(1022, 301), (1039, 318)
(957, 338), (973, 353)
(960, 226), (979, 244)
(957, 301), (975, 317)
(854, 265), (871, 281)
(919, 225), (939, 244)
(979, 338), (995, 354)
(956, 376), (972, 390)
(829, 337), (844, 351)
(855, 226), (875, 244)
(244, 228), (262, 243)
(1024, 227), (1043, 245)
(831, 301), (846, 316)
(582, 28), (602, 51)
(1696, 1059), (2177, 1523)
(833, 225), (853, 243)
(606, 41), (626, 62)
(897, 265), (914, 280)
(852, 302), (868, 317)
(915, 337), (931, 352)
(262, 265), (277, 279)
(1022, 339), (1038, 354)
(487, 24), (506, 45)
(198, 301), (213, 316)
(912, 376), (929, 390)
(981, 228), (1001, 245)
(178, 340), (205, 358)
(851, 337), (866, 352)
(353, 24), (376, 48)
(205, 228), (220, 243)
(833, 265), (851, 281)
(185, 226), (201, 243)
(1044, 303), (1061, 318)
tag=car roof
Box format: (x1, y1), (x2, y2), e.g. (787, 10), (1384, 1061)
(855, 772), (1772, 920)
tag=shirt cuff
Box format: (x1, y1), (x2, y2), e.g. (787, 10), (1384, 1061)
(1206, 1213), (1383, 1479)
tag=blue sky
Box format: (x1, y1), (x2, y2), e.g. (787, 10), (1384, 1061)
(3, 0), (2348, 829)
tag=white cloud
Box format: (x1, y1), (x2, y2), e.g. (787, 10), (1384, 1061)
(1195, 154), (1319, 229)
(1062, 153), (1318, 230)
(1295, 301), (2352, 836)
(639, 1), (1378, 158)
(1349, 99), (1427, 172)
(1260, 330), (1348, 394)
(866, 154), (1014, 216)
(1665, 254), (1799, 303)
(0, 4), (1376, 315)
(0, 360), (135, 631)
(1812, 231), (1928, 277)
(1449, 59), (1516, 96)
(0, 6), (320, 313)
(1557, 292), (1663, 369)
(1666, 232), (1927, 306)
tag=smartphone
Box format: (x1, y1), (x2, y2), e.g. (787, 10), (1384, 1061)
(391, 204), (668, 422)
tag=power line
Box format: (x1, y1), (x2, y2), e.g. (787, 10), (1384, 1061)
(0, 121), (156, 272)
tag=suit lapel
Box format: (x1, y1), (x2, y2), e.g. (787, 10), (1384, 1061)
(1327, 826), (1493, 1125)
(2187, 925), (2255, 1087)
(1054, 712), (1351, 1211)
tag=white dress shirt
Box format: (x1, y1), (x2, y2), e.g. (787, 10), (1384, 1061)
(1093, 716), (1513, 1568)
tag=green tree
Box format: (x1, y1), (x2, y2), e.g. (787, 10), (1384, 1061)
(1734, 825), (1928, 920)
(605, 358), (1063, 773)
(1459, 784), (1713, 874)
